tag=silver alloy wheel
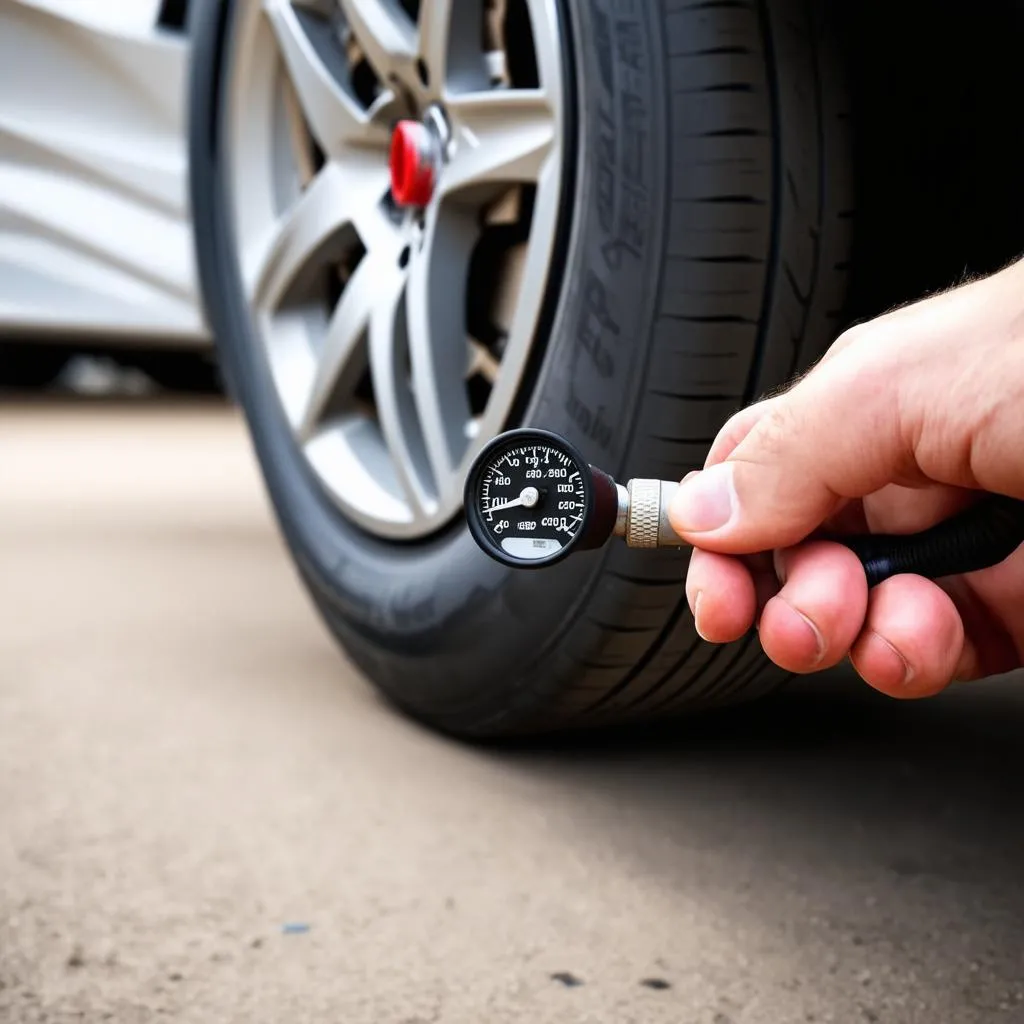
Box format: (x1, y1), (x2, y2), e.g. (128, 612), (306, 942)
(225, 0), (566, 539)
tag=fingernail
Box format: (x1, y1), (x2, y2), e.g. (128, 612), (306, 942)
(671, 463), (737, 534)
(781, 599), (826, 668)
(864, 630), (914, 689)
(693, 591), (709, 640)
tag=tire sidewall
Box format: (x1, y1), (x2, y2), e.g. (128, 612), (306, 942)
(190, 0), (668, 732)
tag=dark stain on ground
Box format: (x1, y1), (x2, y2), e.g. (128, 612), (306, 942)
(550, 972), (583, 987)
(640, 977), (672, 990)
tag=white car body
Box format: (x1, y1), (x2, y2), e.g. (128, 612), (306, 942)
(0, 0), (208, 346)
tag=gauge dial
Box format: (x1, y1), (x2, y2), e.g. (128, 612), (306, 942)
(465, 429), (595, 568)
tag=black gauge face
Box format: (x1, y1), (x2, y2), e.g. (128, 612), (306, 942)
(465, 429), (593, 568)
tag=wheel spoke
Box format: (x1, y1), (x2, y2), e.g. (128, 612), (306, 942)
(339, 0), (416, 84)
(405, 203), (477, 497)
(247, 161), (392, 313)
(415, 0), (452, 87)
(298, 254), (385, 440)
(443, 88), (554, 195)
(418, 0), (489, 94)
(466, 159), (564, 465)
(264, 0), (390, 157)
(369, 280), (436, 515)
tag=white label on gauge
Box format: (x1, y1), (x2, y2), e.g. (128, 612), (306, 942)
(501, 537), (563, 559)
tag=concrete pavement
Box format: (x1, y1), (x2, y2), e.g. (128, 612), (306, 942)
(1, 399), (1023, 1023)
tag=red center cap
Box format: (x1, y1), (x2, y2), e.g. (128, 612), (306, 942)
(389, 120), (438, 208)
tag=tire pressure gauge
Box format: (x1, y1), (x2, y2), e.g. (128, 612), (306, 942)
(464, 428), (682, 569)
(465, 429), (617, 568)
(465, 428), (1024, 586)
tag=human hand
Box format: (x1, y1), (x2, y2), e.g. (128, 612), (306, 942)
(668, 258), (1024, 698)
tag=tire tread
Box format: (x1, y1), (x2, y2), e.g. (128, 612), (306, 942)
(540, 0), (852, 728)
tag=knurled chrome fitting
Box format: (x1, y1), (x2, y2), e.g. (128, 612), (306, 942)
(624, 479), (683, 549)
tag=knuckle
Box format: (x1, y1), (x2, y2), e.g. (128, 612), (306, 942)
(747, 401), (802, 462)
(834, 322), (869, 352)
(707, 398), (776, 466)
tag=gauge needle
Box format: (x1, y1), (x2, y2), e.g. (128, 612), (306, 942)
(487, 486), (540, 514)
(488, 498), (525, 513)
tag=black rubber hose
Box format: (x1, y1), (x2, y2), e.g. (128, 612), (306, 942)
(837, 495), (1024, 587)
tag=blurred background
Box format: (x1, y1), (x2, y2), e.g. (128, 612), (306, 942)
(2, 1), (1024, 1022)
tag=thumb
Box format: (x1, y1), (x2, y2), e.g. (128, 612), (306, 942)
(667, 355), (912, 554)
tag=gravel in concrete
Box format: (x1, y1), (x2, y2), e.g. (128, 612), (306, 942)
(2, 400), (1023, 1024)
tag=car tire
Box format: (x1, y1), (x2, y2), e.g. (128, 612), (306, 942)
(189, 0), (853, 736)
